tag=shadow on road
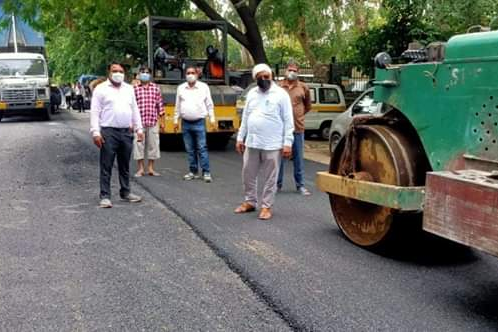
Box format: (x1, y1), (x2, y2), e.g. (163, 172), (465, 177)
(449, 282), (498, 324)
(379, 231), (479, 267)
(328, 225), (478, 267)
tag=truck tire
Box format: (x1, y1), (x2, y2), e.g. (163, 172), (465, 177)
(207, 133), (232, 150)
(42, 107), (51, 121)
(0, 112), (3, 122)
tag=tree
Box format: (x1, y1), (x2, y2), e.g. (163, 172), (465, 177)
(346, 0), (498, 73)
(190, 0), (267, 63)
(1, 0), (186, 82)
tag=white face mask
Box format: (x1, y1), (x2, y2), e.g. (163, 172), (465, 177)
(111, 72), (125, 84)
(287, 71), (298, 81)
(186, 74), (197, 83)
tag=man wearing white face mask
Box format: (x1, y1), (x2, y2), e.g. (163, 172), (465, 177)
(90, 62), (144, 208)
(133, 66), (164, 177)
(174, 66), (215, 182)
(277, 62), (312, 196)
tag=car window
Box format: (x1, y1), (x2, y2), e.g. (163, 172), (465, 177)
(309, 88), (316, 103)
(319, 88), (340, 104)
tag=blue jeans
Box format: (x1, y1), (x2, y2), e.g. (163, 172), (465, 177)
(182, 119), (210, 174)
(277, 132), (305, 189)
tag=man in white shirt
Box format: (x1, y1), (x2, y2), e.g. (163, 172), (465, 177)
(234, 64), (294, 220)
(90, 62), (145, 208)
(174, 66), (215, 182)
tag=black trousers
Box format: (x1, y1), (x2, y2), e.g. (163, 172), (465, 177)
(76, 95), (84, 111)
(100, 127), (133, 199)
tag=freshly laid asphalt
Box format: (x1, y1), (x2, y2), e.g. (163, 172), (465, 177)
(1, 110), (498, 331)
(0, 112), (290, 331)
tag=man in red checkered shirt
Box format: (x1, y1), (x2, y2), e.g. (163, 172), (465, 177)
(133, 66), (164, 177)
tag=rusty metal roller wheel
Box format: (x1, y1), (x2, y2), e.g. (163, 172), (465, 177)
(329, 125), (420, 248)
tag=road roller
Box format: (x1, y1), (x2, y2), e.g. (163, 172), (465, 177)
(316, 30), (498, 255)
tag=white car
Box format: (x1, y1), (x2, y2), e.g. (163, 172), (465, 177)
(328, 88), (384, 155)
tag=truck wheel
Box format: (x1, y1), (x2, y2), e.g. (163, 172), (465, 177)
(207, 133), (232, 150)
(329, 125), (425, 248)
(320, 121), (332, 140)
(43, 107), (51, 121)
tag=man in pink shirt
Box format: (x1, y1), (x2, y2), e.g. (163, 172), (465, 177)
(90, 62), (144, 208)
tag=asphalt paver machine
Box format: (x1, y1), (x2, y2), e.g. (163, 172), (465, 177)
(139, 16), (240, 148)
(317, 30), (498, 255)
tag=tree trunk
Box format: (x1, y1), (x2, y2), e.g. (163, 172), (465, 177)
(294, 17), (317, 67)
(190, 0), (267, 64)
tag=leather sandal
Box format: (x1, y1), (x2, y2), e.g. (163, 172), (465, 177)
(234, 202), (256, 213)
(258, 207), (273, 220)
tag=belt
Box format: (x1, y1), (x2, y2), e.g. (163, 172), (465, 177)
(182, 118), (204, 123)
(101, 127), (131, 132)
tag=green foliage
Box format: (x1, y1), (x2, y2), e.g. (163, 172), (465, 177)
(2, 0), (186, 82)
(3, 0), (498, 77)
(347, 0), (498, 73)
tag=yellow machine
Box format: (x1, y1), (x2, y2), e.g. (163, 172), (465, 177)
(139, 16), (240, 148)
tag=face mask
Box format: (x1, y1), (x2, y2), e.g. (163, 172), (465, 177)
(287, 71), (298, 81)
(186, 74), (197, 83)
(111, 72), (124, 84)
(257, 78), (271, 91)
(139, 73), (151, 82)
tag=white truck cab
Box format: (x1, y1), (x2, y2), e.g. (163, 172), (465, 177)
(0, 52), (51, 121)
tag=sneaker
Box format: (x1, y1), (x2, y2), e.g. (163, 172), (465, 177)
(183, 172), (198, 180)
(203, 173), (212, 183)
(120, 193), (142, 203)
(99, 198), (113, 208)
(298, 187), (312, 196)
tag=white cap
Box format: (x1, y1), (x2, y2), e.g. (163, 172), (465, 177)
(252, 63), (272, 79)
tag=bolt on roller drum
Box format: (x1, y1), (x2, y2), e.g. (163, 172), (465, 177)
(329, 125), (422, 247)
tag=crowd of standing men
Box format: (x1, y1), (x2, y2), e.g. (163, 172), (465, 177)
(89, 61), (312, 220)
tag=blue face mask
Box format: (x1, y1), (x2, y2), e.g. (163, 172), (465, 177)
(139, 72), (151, 82)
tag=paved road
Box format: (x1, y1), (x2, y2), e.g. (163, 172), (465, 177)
(2, 111), (498, 331)
(0, 112), (290, 331)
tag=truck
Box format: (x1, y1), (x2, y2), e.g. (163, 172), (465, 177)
(316, 30), (498, 257)
(0, 14), (50, 122)
(139, 16), (240, 148)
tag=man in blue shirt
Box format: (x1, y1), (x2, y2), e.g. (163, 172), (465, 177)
(234, 64), (294, 220)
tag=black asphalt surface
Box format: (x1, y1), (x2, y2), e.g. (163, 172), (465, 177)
(1, 111), (498, 331)
(0, 112), (290, 331)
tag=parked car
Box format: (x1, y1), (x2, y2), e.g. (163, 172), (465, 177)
(328, 88), (384, 155)
(236, 82), (347, 140)
(305, 82), (346, 139)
